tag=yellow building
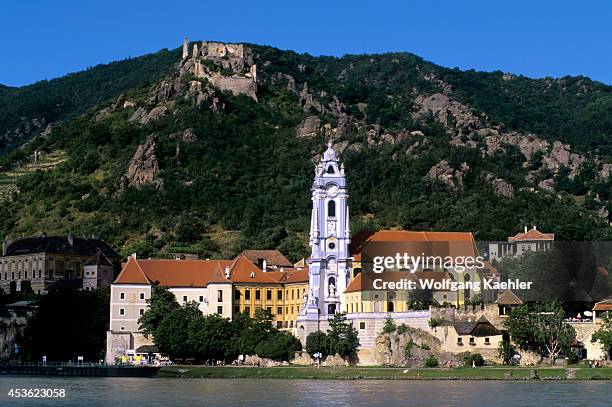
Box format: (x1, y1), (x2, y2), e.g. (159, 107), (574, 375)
(228, 256), (309, 333)
(345, 230), (487, 313)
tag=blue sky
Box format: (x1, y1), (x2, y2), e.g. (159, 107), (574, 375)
(1, 0), (611, 87)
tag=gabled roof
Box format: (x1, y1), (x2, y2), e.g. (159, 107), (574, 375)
(453, 316), (501, 336)
(114, 256), (231, 287)
(84, 250), (114, 267)
(351, 230), (479, 262)
(593, 299), (612, 311)
(495, 289), (523, 305)
(236, 250), (293, 268)
(508, 228), (554, 242)
(228, 256), (282, 284)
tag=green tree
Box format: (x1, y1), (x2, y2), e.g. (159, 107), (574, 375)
(504, 303), (575, 362)
(326, 312), (360, 361)
(592, 314), (612, 359)
(382, 315), (396, 334)
(138, 285), (180, 336)
(153, 302), (201, 360)
(407, 287), (434, 310)
(305, 331), (328, 358)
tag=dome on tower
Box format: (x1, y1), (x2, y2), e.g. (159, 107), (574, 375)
(323, 141), (337, 162)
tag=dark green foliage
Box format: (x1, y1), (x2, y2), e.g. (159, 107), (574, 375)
(382, 315), (396, 334)
(0, 47), (180, 152)
(464, 353), (485, 367)
(326, 312), (360, 360)
(305, 331), (329, 359)
(408, 288), (434, 310)
(504, 303), (576, 360)
(139, 297), (301, 362)
(425, 355), (439, 367)
(19, 287), (109, 362)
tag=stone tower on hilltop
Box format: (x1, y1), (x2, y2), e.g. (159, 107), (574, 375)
(178, 37), (257, 100)
(302, 142), (351, 320)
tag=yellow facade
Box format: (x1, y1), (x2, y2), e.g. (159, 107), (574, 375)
(232, 282), (308, 331)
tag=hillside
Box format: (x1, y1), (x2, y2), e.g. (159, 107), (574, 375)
(0, 47), (180, 153)
(0, 40), (610, 261)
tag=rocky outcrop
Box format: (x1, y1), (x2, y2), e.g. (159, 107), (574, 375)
(375, 328), (462, 368)
(297, 116), (321, 138)
(600, 164), (612, 179)
(427, 160), (470, 192)
(413, 93), (481, 130)
(538, 178), (555, 192)
(483, 172), (514, 198)
(542, 141), (585, 178)
(182, 128), (196, 143)
(120, 135), (163, 190)
(1, 117), (46, 148)
(129, 106), (168, 126)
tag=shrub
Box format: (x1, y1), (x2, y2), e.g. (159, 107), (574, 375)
(428, 318), (443, 328)
(405, 339), (415, 359)
(464, 353), (484, 367)
(425, 355), (439, 367)
(420, 343), (430, 350)
(305, 331), (328, 359)
(382, 315), (396, 334)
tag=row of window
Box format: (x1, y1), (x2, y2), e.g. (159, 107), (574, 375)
(118, 305), (224, 317)
(457, 337), (491, 345)
(0, 270), (45, 281)
(235, 288), (306, 301)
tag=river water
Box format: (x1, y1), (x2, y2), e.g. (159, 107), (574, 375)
(0, 377), (611, 406)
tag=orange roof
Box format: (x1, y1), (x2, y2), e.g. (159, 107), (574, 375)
(345, 272), (362, 293)
(114, 256), (231, 287)
(482, 260), (500, 276)
(508, 228), (554, 242)
(593, 299), (612, 311)
(236, 250), (293, 268)
(351, 230), (479, 261)
(114, 255), (309, 288)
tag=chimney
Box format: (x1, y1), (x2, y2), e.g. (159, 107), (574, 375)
(262, 259), (267, 272)
(2, 239), (7, 256)
(532, 225), (537, 230)
(68, 232), (74, 246)
(224, 266), (230, 279)
(131, 253), (137, 259)
(524, 226), (527, 233)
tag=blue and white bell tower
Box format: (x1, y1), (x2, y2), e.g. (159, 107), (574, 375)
(303, 142), (351, 318)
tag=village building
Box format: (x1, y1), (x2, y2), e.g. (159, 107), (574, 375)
(435, 316), (503, 361)
(0, 234), (119, 294)
(488, 226), (554, 262)
(106, 254), (308, 362)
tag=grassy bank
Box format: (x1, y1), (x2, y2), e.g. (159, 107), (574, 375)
(158, 366), (612, 380)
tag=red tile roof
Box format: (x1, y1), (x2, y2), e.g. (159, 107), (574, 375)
(236, 250), (293, 268)
(593, 299), (612, 311)
(351, 230), (479, 261)
(508, 228), (554, 242)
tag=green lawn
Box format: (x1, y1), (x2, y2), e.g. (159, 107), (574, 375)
(158, 366), (612, 380)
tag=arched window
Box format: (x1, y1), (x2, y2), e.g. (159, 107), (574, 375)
(328, 200), (336, 217)
(327, 165), (335, 174)
(387, 301), (395, 312)
(328, 304), (337, 314)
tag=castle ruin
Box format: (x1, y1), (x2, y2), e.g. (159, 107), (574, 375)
(180, 37), (257, 101)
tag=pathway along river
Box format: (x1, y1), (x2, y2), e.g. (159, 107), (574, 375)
(1, 376), (611, 406)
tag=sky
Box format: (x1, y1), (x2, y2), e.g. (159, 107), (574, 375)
(1, 0), (611, 87)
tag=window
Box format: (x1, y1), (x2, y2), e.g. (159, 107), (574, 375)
(218, 290), (223, 302)
(199, 296), (204, 302)
(277, 307), (283, 315)
(457, 337), (463, 345)
(234, 290), (241, 300)
(328, 200), (336, 217)
(469, 337), (475, 345)
(234, 306), (240, 314)
(255, 289), (261, 300)
(267, 306), (272, 313)
(217, 306), (223, 315)
(277, 290), (282, 300)
(359, 322), (366, 330)
(244, 306), (250, 314)
(139, 292), (145, 300)
(327, 165), (334, 174)
(277, 321), (283, 328)
(484, 337), (490, 345)
(266, 290), (272, 300)
(183, 295), (188, 303)
(120, 292), (125, 300)
(120, 326), (125, 331)
(139, 308), (145, 316)
(245, 289), (251, 300)
(119, 308), (125, 316)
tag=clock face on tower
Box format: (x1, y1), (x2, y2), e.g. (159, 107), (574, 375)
(326, 184), (338, 197)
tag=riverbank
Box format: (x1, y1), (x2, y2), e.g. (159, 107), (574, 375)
(158, 366), (612, 380)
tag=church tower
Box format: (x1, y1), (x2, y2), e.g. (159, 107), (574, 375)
(303, 142), (351, 318)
